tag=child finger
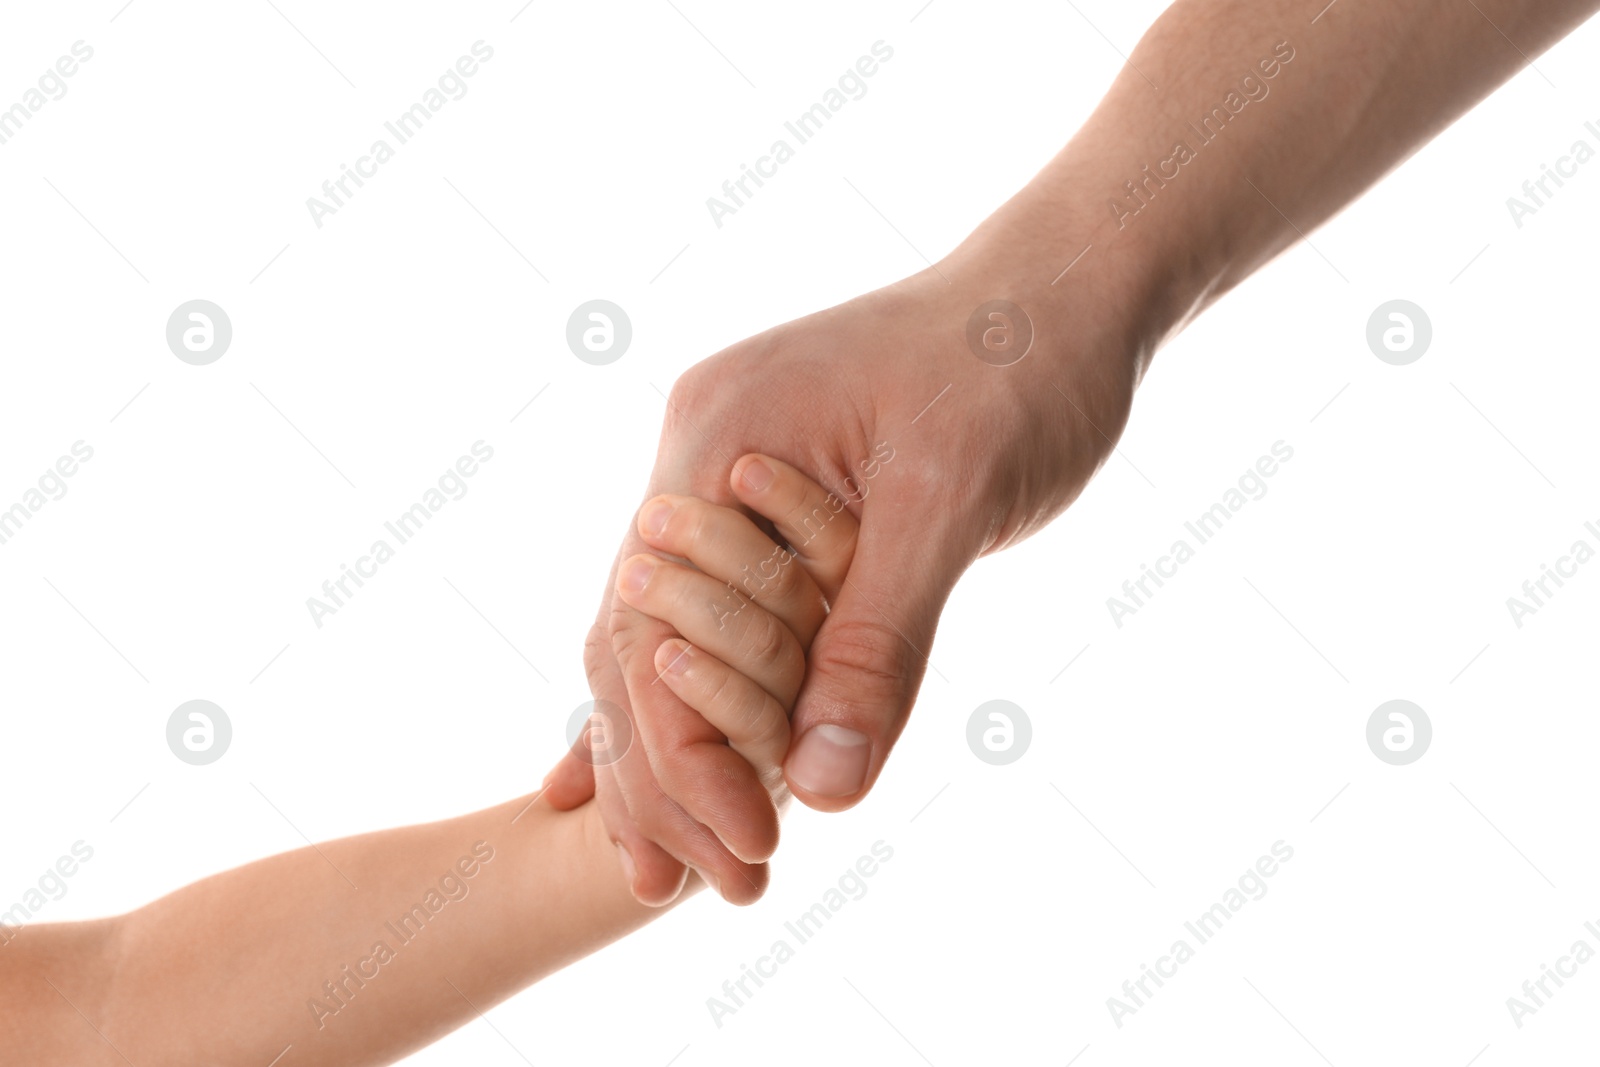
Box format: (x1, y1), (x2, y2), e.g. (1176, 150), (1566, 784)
(729, 453), (860, 604)
(655, 639), (791, 790)
(637, 494), (829, 648)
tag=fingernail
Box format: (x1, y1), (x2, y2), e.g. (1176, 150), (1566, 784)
(657, 640), (692, 676)
(616, 842), (637, 887)
(741, 457), (774, 491)
(641, 500), (673, 537)
(787, 724), (871, 798)
(618, 557), (653, 597)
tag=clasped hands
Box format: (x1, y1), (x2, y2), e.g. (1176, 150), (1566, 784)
(541, 256), (1140, 905)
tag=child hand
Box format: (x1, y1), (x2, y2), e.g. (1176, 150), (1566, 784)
(608, 454), (859, 902)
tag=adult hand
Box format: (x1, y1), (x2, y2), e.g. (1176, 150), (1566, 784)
(544, 0), (1598, 906)
(542, 221), (1146, 905)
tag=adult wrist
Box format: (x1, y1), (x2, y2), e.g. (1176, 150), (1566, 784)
(934, 130), (1248, 388)
(933, 170), (1187, 389)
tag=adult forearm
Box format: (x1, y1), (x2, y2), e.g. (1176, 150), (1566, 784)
(945, 0), (1599, 365)
(549, 0), (1600, 907)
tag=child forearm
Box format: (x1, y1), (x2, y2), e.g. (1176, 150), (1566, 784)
(3, 454), (856, 1065)
(4, 797), (693, 1067)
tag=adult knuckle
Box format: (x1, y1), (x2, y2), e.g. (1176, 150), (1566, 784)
(653, 743), (706, 798)
(665, 366), (718, 429)
(605, 595), (639, 646)
(630, 783), (691, 839)
(583, 621), (609, 679)
(815, 617), (912, 700)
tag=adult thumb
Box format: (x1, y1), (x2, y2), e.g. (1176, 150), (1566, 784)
(784, 512), (962, 812)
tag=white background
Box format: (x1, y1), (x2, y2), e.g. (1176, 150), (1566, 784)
(2, 1), (1598, 1064)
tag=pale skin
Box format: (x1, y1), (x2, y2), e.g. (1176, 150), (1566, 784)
(8, 2), (1599, 1056)
(548, 0), (1600, 906)
(0, 457), (857, 1067)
